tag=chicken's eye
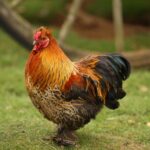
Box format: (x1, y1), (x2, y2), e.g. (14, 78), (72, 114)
(41, 37), (46, 40)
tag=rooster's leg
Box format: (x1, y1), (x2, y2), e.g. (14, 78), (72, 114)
(53, 125), (77, 146)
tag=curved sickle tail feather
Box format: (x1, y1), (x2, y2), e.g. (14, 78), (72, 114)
(95, 54), (131, 109)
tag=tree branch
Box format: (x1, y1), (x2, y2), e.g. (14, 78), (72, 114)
(58, 0), (83, 45)
(11, 0), (24, 9)
(0, 0), (33, 50)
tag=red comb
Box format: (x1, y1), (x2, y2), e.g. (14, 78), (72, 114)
(34, 31), (41, 40)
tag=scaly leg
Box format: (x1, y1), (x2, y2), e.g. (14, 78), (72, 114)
(53, 125), (77, 146)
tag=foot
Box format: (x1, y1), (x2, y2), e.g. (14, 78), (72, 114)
(53, 136), (76, 146)
(53, 130), (77, 146)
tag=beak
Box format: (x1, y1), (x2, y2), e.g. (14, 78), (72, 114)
(33, 40), (38, 45)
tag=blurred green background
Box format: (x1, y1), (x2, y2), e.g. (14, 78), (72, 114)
(5, 0), (150, 51)
(13, 0), (150, 25)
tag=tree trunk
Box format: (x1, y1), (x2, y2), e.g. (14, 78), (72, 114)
(123, 50), (150, 69)
(113, 0), (124, 52)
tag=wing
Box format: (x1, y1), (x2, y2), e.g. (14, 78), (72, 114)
(62, 54), (131, 109)
(62, 56), (102, 105)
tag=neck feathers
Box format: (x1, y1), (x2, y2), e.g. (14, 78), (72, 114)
(25, 38), (75, 90)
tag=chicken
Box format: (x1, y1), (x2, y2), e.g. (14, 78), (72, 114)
(25, 27), (131, 146)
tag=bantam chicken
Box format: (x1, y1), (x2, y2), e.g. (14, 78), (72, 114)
(25, 27), (130, 146)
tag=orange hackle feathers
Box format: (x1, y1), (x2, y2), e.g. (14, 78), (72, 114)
(25, 27), (75, 91)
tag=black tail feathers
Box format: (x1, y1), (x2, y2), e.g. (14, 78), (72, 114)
(95, 54), (131, 109)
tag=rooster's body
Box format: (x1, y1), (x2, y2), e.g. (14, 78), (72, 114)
(25, 27), (130, 145)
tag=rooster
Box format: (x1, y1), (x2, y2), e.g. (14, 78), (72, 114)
(25, 27), (130, 146)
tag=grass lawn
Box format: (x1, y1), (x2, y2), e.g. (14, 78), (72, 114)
(0, 29), (150, 150)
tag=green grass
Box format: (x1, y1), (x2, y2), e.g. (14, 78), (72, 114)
(0, 29), (150, 150)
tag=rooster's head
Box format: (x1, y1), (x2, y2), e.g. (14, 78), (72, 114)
(33, 27), (52, 51)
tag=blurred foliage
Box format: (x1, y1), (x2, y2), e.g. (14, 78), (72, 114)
(15, 0), (68, 24)
(87, 0), (150, 25)
(9, 0), (150, 25)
